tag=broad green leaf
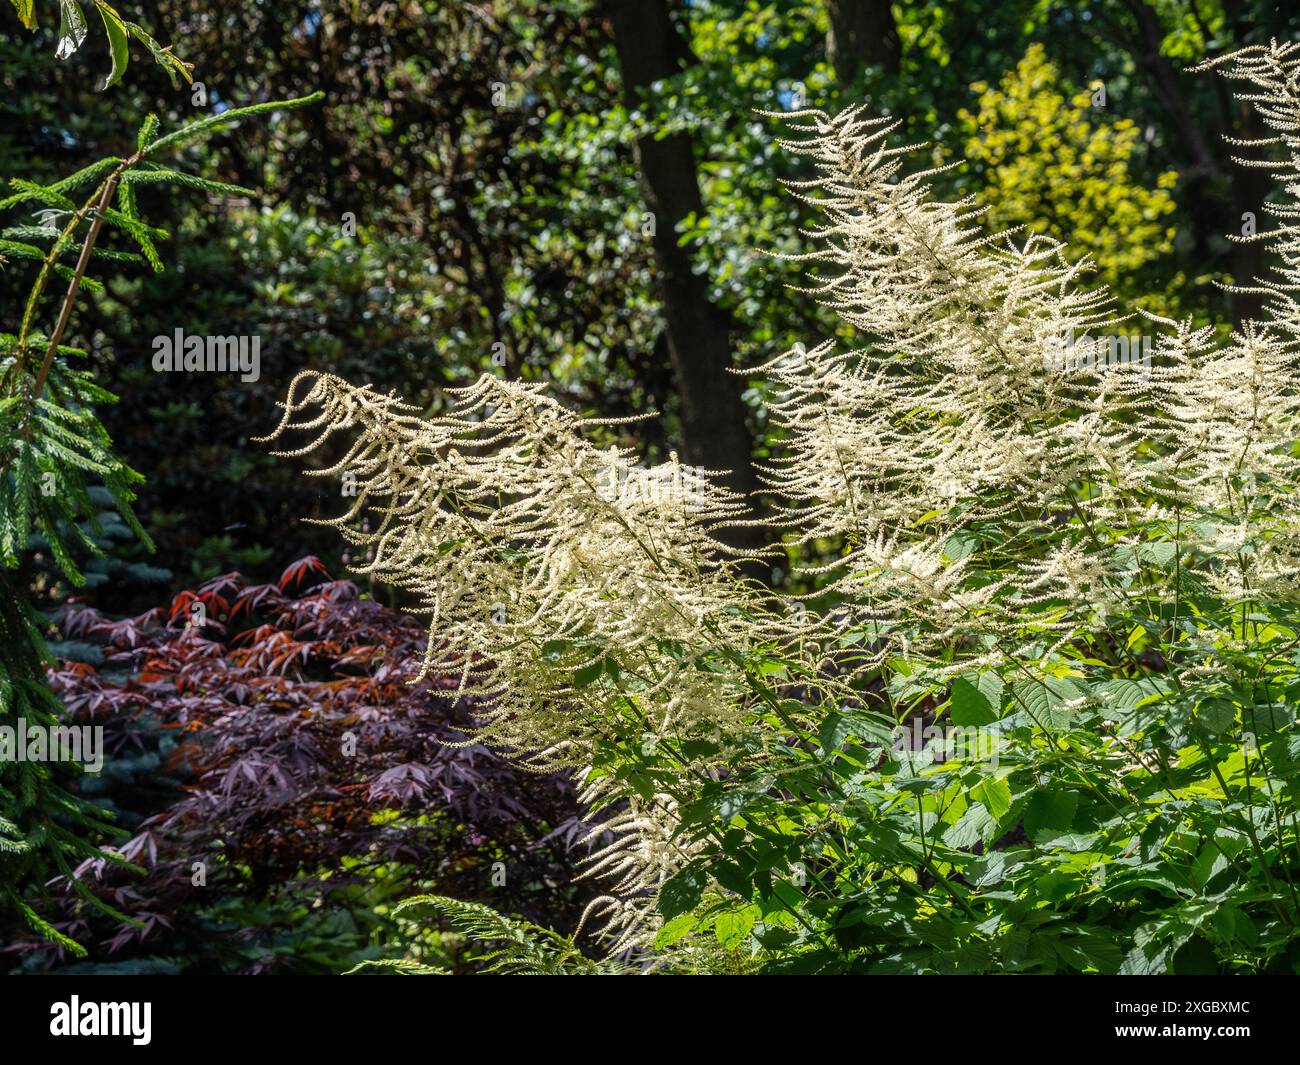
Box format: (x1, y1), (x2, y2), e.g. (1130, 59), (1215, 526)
(1012, 679), (1051, 724)
(951, 676), (996, 726)
(819, 712), (852, 756)
(658, 867), (706, 920)
(714, 906), (757, 949)
(572, 658), (604, 687)
(653, 914), (696, 949)
(942, 533), (977, 561)
(55, 0), (87, 59)
(1033, 830), (1099, 853)
(95, 2), (129, 90)
(1192, 831), (1245, 892)
(1137, 541), (1176, 567)
(1023, 789), (1077, 838)
(942, 802), (997, 848)
(972, 777), (1012, 820)
(1193, 698), (1236, 736)
(977, 672), (1004, 712)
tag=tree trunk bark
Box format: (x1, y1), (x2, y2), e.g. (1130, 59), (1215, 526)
(824, 0), (900, 88)
(605, 0), (764, 553)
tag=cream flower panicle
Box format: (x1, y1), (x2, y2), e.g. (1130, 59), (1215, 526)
(264, 42), (1300, 956)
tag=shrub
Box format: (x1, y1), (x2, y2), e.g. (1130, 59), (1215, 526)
(268, 42), (1300, 974)
(5, 560), (600, 973)
(958, 43), (1183, 316)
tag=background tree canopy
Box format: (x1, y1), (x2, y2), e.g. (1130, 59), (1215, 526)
(4, 0), (1297, 600)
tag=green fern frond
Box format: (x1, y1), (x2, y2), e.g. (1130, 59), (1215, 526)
(389, 895), (624, 975)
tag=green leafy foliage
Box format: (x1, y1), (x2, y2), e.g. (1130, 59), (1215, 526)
(7, 0), (191, 88)
(277, 38), (1300, 977)
(0, 94), (320, 951)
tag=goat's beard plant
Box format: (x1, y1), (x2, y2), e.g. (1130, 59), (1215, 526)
(265, 43), (1300, 974)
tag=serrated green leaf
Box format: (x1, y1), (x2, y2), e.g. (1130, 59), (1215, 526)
(1023, 789), (1078, 838)
(972, 776), (1012, 820)
(714, 907), (757, 949)
(125, 22), (192, 88)
(658, 867), (706, 920)
(653, 914), (696, 949)
(943, 801), (997, 848)
(819, 712), (852, 756)
(951, 676), (996, 726)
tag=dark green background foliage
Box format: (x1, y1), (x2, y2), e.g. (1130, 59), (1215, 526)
(5, 1), (1298, 595)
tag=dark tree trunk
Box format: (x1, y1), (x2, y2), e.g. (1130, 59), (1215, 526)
(824, 0), (900, 88)
(605, 0), (764, 553)
(1120, 0), (1265, 325)
(1216, 0), (1274, 325)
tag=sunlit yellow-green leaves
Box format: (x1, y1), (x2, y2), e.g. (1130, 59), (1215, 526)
(958, 43), (1179, 312)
